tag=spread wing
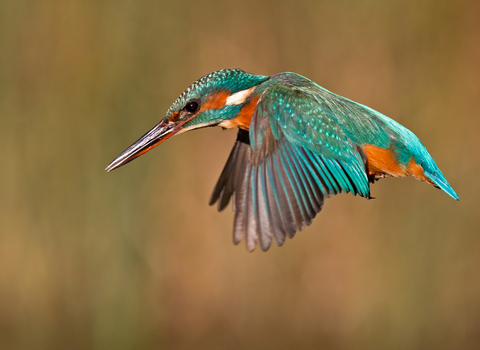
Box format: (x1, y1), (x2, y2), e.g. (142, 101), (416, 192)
(210, 77), (371, 251)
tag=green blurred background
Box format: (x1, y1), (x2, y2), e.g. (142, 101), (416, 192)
(1, 0), (479, 349)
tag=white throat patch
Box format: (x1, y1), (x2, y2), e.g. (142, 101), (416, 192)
(225, 87), (256, 106)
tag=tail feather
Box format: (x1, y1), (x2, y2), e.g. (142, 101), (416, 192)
(424, 169), (459, 200)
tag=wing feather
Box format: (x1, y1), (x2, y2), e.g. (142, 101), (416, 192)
(210, 75), (372, 250)
(264, 155), (290, 246)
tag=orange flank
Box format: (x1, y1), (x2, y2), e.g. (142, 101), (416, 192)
(218, 95), (260, 130)
(405, 158), (434, 184)
(364, 144), (433, 184)
(364, 144), (403, 177)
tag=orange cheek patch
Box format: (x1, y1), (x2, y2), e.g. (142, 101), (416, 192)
(199, 90), (231, 112)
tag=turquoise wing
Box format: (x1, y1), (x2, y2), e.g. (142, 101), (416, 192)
(264, 73), (458, 200)
(211, 76), (372, 251)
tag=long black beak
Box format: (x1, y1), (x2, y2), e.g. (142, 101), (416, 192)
(105, 118), (178, 172)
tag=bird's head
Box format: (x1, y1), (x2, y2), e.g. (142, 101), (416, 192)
(106, 69), (268, 171)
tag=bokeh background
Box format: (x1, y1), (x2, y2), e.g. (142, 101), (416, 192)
(1, 0), (479, 349)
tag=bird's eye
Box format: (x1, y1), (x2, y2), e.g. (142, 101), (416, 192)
(185, 100), (199, 113)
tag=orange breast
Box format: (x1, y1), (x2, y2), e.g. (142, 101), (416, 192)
(218, 95), (260, 130)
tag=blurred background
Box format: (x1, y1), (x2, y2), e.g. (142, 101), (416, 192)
(1, 0), (479, 349)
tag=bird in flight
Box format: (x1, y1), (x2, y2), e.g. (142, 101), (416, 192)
(106, 69), (458, 251)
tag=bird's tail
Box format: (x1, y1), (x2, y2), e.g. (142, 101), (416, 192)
(396, 124), (459, 201)
(360, 109), (458, 200)
(423, 168), (459, 200)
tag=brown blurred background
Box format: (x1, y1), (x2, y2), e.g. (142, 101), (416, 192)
(1, 0), (479, 349)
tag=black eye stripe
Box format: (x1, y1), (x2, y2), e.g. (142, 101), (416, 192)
(185, 100), (199, 113)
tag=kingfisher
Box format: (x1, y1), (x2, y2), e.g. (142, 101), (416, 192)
(106, 69), (458, 251)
